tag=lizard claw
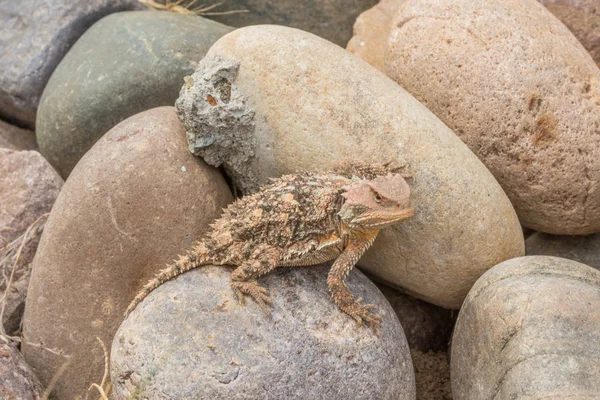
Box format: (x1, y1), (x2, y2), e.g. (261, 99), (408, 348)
(230, 280), (273, 317)
(348, 303), (382, 332)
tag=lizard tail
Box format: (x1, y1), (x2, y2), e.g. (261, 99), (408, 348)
(124, 252), (204, 317)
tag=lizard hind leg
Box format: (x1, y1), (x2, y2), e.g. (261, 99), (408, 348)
(230, 246), (280, 317)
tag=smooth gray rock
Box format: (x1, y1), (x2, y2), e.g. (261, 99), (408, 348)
(0, 0), (143, 128)
(36, 11), (232, 178)
(198, 0), (378, 46)
(451, 256), (600, 399)
(526, 232), (600, 270)
(111, 265), (416, 400)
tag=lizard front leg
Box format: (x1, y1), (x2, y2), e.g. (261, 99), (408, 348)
(327, 234), (381, 330)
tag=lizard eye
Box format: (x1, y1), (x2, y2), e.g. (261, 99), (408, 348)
(374, 193), (382, 203)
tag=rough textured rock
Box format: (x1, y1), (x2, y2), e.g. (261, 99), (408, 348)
(111, 265), (416, 399)
(0, 150), (62, 245)
(346, 0), (404, 71)
(0, 337), (43, 400)
(36, 11), (232, 178)
(375, 282), (455, 352)
(0, 0), (143, 129)
(192, 0), (378, 46)
(526, 232), (600, 270)
(451, 256), (600, 399)
(0, 150), (61, 336)
(386, 0), (600, 235)
(539, 0), (600, 67)
(22, 107), (233, 400)
(0, 120), (37, 151)
(175, 25), (524, 308)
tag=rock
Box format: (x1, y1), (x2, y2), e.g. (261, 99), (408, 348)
(539, 0), (600, 67)
(22, 107), (233, 399)
(36, 11), (232, 178)
(526, 232), (600, 270)
(192, 0), (378, 47)
(375, 282), (455, 352)
(451, 256), (600, 399)
(0, 0), (143, 129)
(175, 25), (524, 308)
(386, 0), (600, 235)
(0, 150), (61, 336)
(0, 120), (37, 151)
(0, 150), (62, 244)
(0, 337), (44, 399)
(111, 265), (416, 399)
(346, 0), (404, 71)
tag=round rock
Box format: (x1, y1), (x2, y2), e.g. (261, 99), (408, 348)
(175, 25), (524, 308)
(0, 0), (143, 128)
(22, 107), (233, 399)
(37, 11), (232, 178)
(526, 232), (600, 270)
(451, 256), (600, 399)
(386, 0), (600, 234)
(0, 149), (62, 245)
(111, 265), (416, 399)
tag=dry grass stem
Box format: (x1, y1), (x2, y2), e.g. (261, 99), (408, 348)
(88, 336), (111, 400)
(0, 213), (48, 341)
(138, 0), (248, 16)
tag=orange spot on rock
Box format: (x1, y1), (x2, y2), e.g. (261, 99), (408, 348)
(533, 114), (557, 144)
(206, 95), (217, 106)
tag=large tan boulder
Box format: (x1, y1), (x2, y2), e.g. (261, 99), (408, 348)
(175, 25), (524, 308)
(451, 256), (600, 399)
(385, 0), (600, 235)
(22, 107), (233, 399)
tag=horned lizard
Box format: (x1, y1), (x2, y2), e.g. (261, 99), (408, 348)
(125, 162), (413, 329)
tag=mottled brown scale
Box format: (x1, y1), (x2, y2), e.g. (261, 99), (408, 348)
(125, 163), (414, 330)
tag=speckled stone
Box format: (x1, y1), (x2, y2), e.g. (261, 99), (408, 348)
(111, 265), (416, 400)
(451, 256), (600, 399)
(0, 337), (43, 400)
(386, 0), (600, 234)
(175, 25), (524, 309)
(22, 107), (233, 400)
(0, 0), (143, 128)
(36, 11), (232, 177)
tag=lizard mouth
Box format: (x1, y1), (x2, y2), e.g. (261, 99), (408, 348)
(352, 207), (414, 227)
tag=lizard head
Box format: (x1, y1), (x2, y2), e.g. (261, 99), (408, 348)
(338, 173), (413, 231)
